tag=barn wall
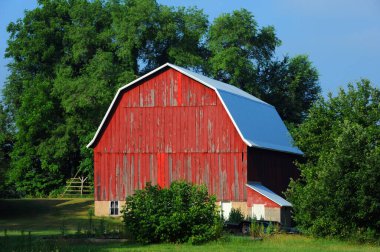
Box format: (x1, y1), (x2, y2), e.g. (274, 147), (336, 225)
(246, 187), (283, 223)
(247, 147), (300, 197)
(93, 68), (247, 202)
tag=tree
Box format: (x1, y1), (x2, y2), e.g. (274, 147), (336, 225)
(207, 9), (280, 93)
(206, 9), (320, 123)
(0, 102), (15, 197)
(286, 80), (380, 241)
(111, 0), (208, 74)
(256, 55), (320, 124)
(4, 0), (117, 195)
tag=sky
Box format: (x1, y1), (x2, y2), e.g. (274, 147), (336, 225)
(0, 0), (379, 99)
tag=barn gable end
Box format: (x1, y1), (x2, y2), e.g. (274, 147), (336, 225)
(92, 67), (248, 203)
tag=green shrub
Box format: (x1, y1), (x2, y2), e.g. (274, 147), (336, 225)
(122, 181), (222, 244)
(227, 208), (244, 224)
(250, 219), (264, 238)
(266, 222), (274, 235)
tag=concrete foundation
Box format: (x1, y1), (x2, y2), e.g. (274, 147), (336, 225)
(94, 200), (290, 226)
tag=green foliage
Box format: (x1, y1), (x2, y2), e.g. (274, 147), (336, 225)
(123, 181), (222, 244)
(249, 220), (265, 238)
(266, 222), (274, 235)
(3, 1), (320, 196)
(207, 9), (280, 92)
(0, 102), (16, 197)
(227, 208), (245, 224)
(287, 80), (380, 241)
(256, 55), (321, 124)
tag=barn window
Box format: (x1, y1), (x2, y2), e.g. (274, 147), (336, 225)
(110, 201), (119, 216)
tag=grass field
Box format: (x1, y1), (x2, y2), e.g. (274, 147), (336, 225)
(0, 199), (379, 251)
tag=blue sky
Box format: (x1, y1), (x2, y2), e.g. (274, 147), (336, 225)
(0, 0), (379, 98)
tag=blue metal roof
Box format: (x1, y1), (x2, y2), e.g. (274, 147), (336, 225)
(170, 64), (303, 155)
(246, 182), (292, 207)
(87, 63), (303, 155)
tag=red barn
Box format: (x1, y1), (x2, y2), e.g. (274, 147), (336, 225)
(87, 63), (302, 225)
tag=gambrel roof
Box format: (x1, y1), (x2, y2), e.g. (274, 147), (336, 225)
(87, 63), (303, 155)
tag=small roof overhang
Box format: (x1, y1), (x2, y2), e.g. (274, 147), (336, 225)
(246, 182), (292, 207)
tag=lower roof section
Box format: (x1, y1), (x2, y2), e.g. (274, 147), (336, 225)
(246, 182), (292, 207)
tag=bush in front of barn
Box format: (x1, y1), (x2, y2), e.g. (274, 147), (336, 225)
(122, 181), (223, 244)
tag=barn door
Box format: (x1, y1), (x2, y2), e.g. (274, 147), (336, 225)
(252, 204), (265, 220)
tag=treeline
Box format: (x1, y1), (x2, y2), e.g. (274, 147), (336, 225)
(0, 0), (320, 197)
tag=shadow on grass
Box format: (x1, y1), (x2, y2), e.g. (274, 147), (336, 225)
(0, 234), (152, 252)
(0, 199), (108, 232)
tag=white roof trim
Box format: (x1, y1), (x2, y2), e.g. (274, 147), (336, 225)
(246, 182), (292, 207)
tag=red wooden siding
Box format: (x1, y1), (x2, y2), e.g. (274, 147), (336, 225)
(93, 68), (247, 202)
(246, 187), (280, 208)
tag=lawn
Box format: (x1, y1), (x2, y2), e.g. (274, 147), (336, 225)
(0, 199), (379, 252)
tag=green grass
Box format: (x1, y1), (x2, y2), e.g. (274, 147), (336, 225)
(0, 199), (379, 252)
(1, 234), (379, 252)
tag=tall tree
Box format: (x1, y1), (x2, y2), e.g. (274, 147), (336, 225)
(286, 80), (380, 240)
(5, 0), (71, 195)
(207, 9), (280, 93)
(0, 102), (14, 197)
(256, 55), (320, 124)
(111, 0), (208, 74)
